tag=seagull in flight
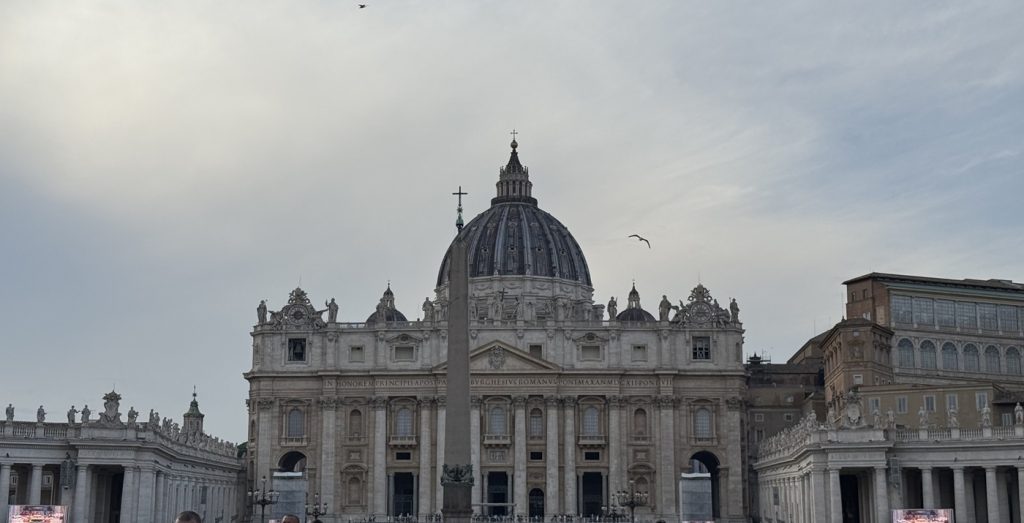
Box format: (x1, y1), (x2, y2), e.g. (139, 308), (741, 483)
(358, 3), (366, 8)
(628, 234), (651, 248)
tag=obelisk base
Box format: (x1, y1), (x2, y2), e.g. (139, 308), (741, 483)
(442, 483), (473, 523)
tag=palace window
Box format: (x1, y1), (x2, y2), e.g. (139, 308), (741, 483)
(924, 395), (936, 412)
(985, 346), (1001, 373)
(754, 413), (764, 422)
(631, 345), (648, 362)
(942, 343), (959, 370)
(287, 408), (304, 437)
(964, 345), (980, 372)
(694, 408), (713, 440)
(528, 344), (543, 359)
(395, 407), (413, 436)
(529, 451), (543, 461)
(976, 392), (988, 411)
(581, 345), (602, 361)
(584, 451), (600, 461)
(1007, 347), (1022, 375)
(957, 302), (978, 329)
(348, 477), (362, 505)
(1000, 306), (1019, 331)
(349, 346), (365, 363)
(913, 298), (934, 326)
(979, 304), (999, 331)
(869, 398), (881, 413)
(396, 451), (412, 461)
(349, 409), (363, 436)
(288, 338), (307, 362)
(489, 406), (507, 435)
(692, 336), (711, 360)
(936, 300), (956, 328)
(892, 296), (913, 324)
(897, 396), (908, 414)
(582, 407), (600, 436)
(633, 408), (648, 436)
(394, 346), (415, 362)
(897, 339), (915, 368)
(946, 394), (958, 411)
(529, 409), (544, 438)
(920, 341), (937, 369)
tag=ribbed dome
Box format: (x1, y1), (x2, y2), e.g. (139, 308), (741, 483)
(437, 139), (591, 288)
(615, 283), (655, 322)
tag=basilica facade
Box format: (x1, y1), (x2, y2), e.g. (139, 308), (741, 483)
(245, 140), (749, 522)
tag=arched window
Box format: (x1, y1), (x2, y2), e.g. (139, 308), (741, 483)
(395, 407), (413, 436)
(287, 408), (304, 437)
(694, 408), (713, 440)
(898, 339), (915, 368)
(349, 409), (363, 436)
(920, 341), (937, 369)
(964, 344), (980, 372)
(985, 346), (1001, 374)
(582, 407), (599, 436)
(348, 477), (362, 504)
(633, 408), (648, 436)
(1007, 347), (1022, 376)
(942, 343), (958, 370)
(529, 408), (544, 438)
(489, 406), (507, 435)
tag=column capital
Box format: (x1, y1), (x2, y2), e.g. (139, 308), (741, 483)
(512, 396), (528, 408)
(417, 396), (436, 408)
(370, 396), (388, 410)
(318, 396), (340, 410)
(561, 396), (577, 408)
(436, 396), (447, 408)
(544, 396), (561, 407)
(470, 396), (483, 408)
(608, 395), (626, 408)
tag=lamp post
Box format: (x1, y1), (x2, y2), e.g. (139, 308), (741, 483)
(248, 476), (279, 523)
(305, 491), (328, 522)
(612, 479), (648, 523)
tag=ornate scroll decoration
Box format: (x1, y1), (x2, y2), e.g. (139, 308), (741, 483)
(319, 397), (339, 410)
(256, 398), (275, 410)
(441, 464), (474, 486)
(725, 396), (744, 411)
(270, 287), (327, 329)
(562, 396), (578, 408)
(488, 346), (507, 370)
(511, 396), (528, 408)
(655, 396), (676, 409)
(609, 396), (626, 408)
(370, 397), (388, 410)
(544, 396), (561, 407)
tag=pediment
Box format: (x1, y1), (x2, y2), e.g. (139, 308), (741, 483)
(434, 341), (560, 372)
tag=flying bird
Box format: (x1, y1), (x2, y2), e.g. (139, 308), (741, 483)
(358, 4), (366, 8)
(628, 234), (651, 248)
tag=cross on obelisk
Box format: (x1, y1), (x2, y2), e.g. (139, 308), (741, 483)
(442, 189), (473, 522)
(452, 186), (468, 231)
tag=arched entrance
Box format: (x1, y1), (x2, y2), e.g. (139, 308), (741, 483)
(528, 488), (544, 518)
(278, 451), (307, 472)
(689, 451), (720, 518)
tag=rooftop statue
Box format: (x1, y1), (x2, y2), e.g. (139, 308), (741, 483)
(5, 404), (12, 422)
(81, 405), (91, 423)
(37, 405), (46, 423)
(67, 406), (78, 424)
(257, 300), (268, 325)
(606, 296), (617, 318)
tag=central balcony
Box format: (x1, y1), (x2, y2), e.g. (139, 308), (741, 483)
(578, 434), (606, 448)
(483, 433), (511, 447)
(389, 435), (417, 448)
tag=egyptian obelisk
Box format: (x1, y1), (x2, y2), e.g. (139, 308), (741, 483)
(442, 192), (473, 522)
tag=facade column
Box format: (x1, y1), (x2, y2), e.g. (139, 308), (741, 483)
(418, 397), (434, 518)
(874, 467), (889, 523)
(545, 396), (561, 515)
(137, 467), (156, 521)
(953, 467), (968, 523)
(921, 467), (934, 509)
(986, 466), (1000, 523)
(154, 472), (165, 523)
(435, 397), (446, 513)
(608, 397), (623, 502)
(656, 396), (676, 517)
(73, 464), (89, 523)
(725, 398), (744, 520)
(29, 464), (43, 505)
(120, 467), (137, 522)
(563, 396), (577, 515)
(1018, 468), (1024, 523)
(372, 396), (388, 516)
(320, 397), (338, 519)
(513, 396), (527, 516)
(255, 398), (275, 480)
(470, 396), (482, 510)
(829, 468), (842, 523)
(1, 463), (13, 523)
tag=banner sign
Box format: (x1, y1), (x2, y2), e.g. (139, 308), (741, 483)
(8, 505), (67, 523)
(892, 509), (954, 523)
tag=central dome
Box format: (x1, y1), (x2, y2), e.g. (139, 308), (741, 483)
(436, 139), (592, 288)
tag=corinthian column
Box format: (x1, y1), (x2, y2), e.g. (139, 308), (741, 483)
(545, 396), (561, 515)
(435, 397), (447, 512)
(563, 396), (577, 515)
(656, 396), (676, 517)
(1, 463), (14, 522)
(320, 397), (338, 517)
(418, 397), (434, 518)
(470, 396), (482, 508)
(372, 396), (388, 516)
(513, 396), (527, 515)
(608, 397), (623, 500)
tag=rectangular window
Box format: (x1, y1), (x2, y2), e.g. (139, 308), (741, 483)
(935, 300), (956, 328)
(979, 303), (999, 330)
(1003, 413), (1013, 427)
(529, 451), (543, 461)
(349, 346), (365, 363)
(976, 392), (989, 410)
(394, 346), (414, 361)
(631, 345), (648, 362)
(924, 395), (936, 412)
(692, 336), (711, 360)
(287, 338), (307, 362)
(395, 452), (412, 461)
(755, 429), (764, 442)
(754, 413), (765, 422)
(583, 451), (600, 461)
(783, 413), (793, 422)
(957, 302), (978, 329)
(869, 398), (881, 413)
(999, 306), (1018, 332)
(581, 345), (602, 361)
(528, 344), (543, 359)
(892, 296), (913, 324)
(853, 374), (863, 385)
(913, 298), (935, 326)
(897, 396), (908, 414)
(946, 394), (958, 411)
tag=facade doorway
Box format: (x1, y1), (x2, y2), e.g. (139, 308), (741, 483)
(528, 488), (544, 518)
(690, 451), (721, 518)
(840, 474), (861, 523)
(580, 472), (603, 516)
(486, 471), (509, 515)
(392, 472), (414, 516)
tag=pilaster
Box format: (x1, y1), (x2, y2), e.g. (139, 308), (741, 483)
(372, 396), (388, 516)
(545, 396), (560, 515)
(562, 396), (577, 514)
(512, 396), (527, 516)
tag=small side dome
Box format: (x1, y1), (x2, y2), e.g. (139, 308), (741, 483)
(616, 283), (656, 322)
(366, 284), (407, 323)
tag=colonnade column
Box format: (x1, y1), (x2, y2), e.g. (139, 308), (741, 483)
(953, 467), (967, 523)
(418, 397), (434, 518)
(28, 464), (43, 505)
(829, 468), (841, 523)
(372, 396), (388, 516)
(874, 467), (889, 523)
(607, 397), (622, 501)
(921, 467), (934, 509)
(1018, 468), (1024, 523)
(120, 466), (137, 521)
(985, 466), (1000, 523)
(513, 396), (527, 516)
(470, 396), (482, 509)
(154, 472), (165, 522)
(137, 467), (156, 521)
(320, 397), (338, 520)
(435, 397), (446, 512)
(1, 463), (13, 523)
(656, 396), (675, 517)
(544, 397), (560, 515)
(562, 396), (577, 515)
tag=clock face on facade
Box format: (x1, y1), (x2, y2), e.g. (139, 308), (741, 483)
(691, 302), (712, 323)
(291, 309), (305, 321)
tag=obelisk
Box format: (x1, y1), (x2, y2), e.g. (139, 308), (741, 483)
(442, 201), (473, 522)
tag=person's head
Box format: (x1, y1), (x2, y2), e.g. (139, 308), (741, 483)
(281, 516), (301, 523)
(175, 511), (202, 523)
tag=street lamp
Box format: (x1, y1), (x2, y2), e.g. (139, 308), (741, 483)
(306, 491), (329, 522)
(612, 479), (648, 523)
(248, 476), (279, 523)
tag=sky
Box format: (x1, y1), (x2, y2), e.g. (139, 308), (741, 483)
(1, 1), (1022, 442)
